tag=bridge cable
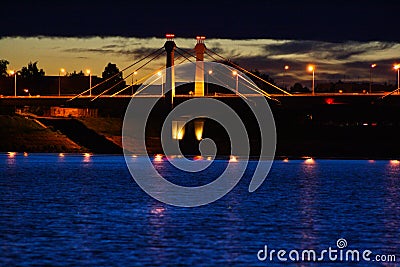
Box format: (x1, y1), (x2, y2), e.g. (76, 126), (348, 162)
(90, 49), (165, 100)
(175, 46), (278, 102)
(206, 48), (292, 96)
(68, 47), (165, 101)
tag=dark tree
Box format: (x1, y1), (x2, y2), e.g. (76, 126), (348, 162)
(290, 82), (310, 93)
(69, 70), (85, 77)
(0, 59), (10, 77)
(102, 63), (122, 80)
(100, 62), (125, 95)
(19, 61), (45, 78)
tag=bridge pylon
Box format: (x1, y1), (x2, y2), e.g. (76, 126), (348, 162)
(194, 36), (206, 96)
(164, 34), (176, 105)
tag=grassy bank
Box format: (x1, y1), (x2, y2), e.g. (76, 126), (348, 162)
(0, 115), (84, 153)
(78, 117), (123, 147)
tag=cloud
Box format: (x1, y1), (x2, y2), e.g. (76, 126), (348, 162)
(264, 40), (397, 61)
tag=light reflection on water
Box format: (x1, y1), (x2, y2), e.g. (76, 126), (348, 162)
(0, 154), (399, 266)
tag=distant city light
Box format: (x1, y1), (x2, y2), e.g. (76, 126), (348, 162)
(154, 154), (163, 161)
(305, 157), (315, 164)
(8, 152), (16, 158)
(229, 155), (238, 162)
(193, 156), (203, 161)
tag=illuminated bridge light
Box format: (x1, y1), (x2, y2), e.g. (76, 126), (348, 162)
(194, 120), (204, 141)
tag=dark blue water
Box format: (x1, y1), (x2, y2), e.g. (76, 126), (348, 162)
(1, 154), (399, 266)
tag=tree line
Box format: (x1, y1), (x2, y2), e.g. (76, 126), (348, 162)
(0, 59), (122, 81)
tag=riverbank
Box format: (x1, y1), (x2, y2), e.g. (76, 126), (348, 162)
(0, 115), (84, 153)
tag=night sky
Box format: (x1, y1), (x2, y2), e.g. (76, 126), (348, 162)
(2, 1), (399, 42)
(1, 1), (399, 87)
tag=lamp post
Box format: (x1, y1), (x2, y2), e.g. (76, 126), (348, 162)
(158, 71), (164, 96)
(86, 69), (92, 96)
(132, 71), (138, 95)
(207, 70), (212, 96)
(232, 70), (238, 95)
(58, 68), (65, 96)
(369, 64), (377, 94)
(307, 65), (315, 95)
(283, 65), (289, 90)
(394, 64), (400, 94)
(9, 70), (16, 97)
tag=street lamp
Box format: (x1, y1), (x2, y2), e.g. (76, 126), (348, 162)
(207, 70), (212, 95)
(394, 64), (400, 94)
(232, 70), (238, 95)
(307, 65), (315, 95)
(158, 71), (164, 96)
(283, 65), (289, 90)
(132, 71), (138, 95)
(58, 68), (65, 96)
(86, 69), (92, 96)
(369, 64), (377, 94)
(9, 70), (16, 97)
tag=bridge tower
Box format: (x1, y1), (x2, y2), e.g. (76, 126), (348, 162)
(164, 34), (176, 105)
(194, 36), (206, 96)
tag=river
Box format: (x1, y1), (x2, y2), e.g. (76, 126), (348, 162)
(1, 154), (399, 266)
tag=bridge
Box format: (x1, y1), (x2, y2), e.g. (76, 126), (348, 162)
(2, 34), (400, 109)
